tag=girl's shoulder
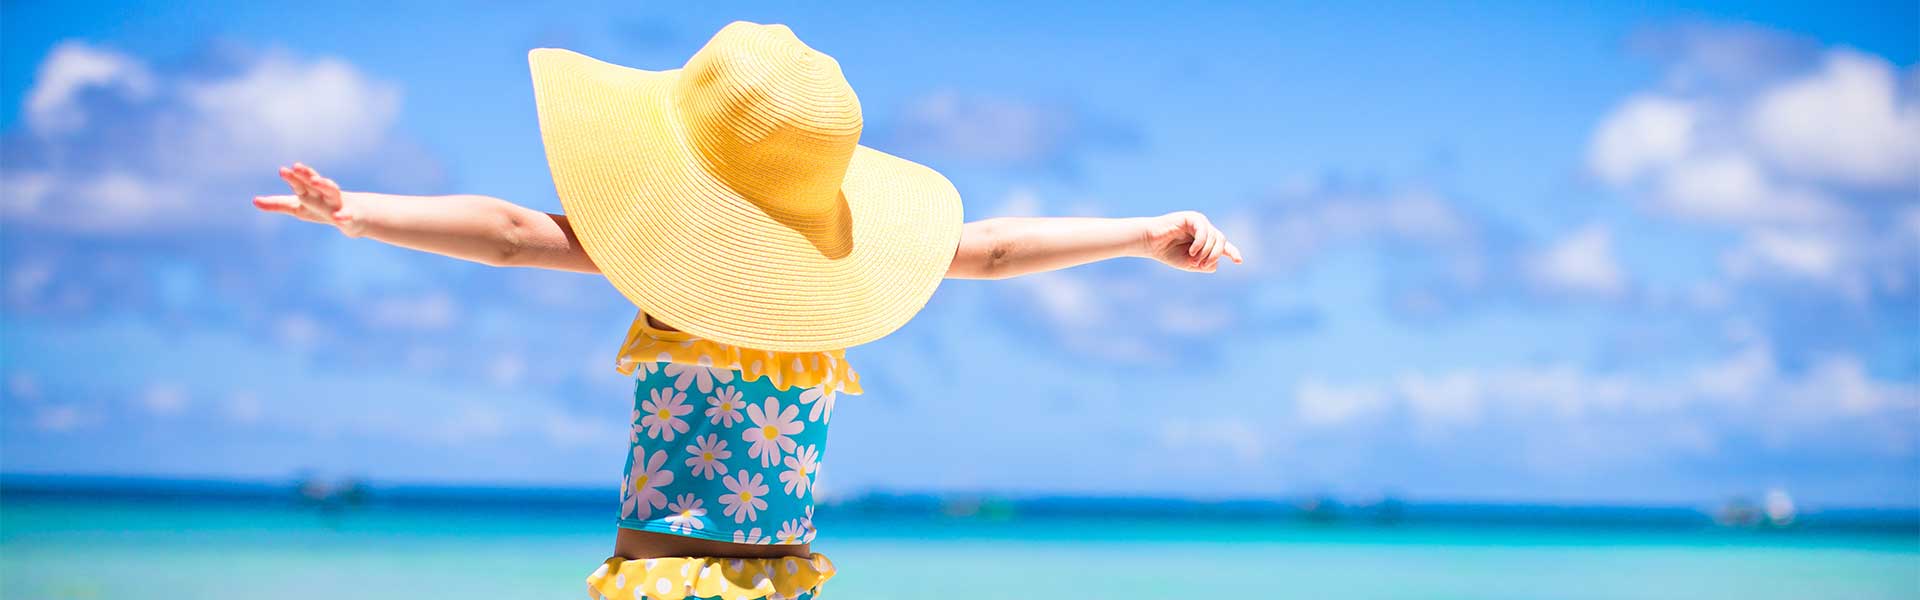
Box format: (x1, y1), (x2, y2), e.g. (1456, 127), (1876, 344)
(614, 310), (863, 395)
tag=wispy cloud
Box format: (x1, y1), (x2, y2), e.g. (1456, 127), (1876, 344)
(1587, 24), (1918, 303)
(1525, 224), (1627, 298)
(873, 89), (1141, 175)
(2, 40), (439, 234)
(1286, 338), (1919, 462)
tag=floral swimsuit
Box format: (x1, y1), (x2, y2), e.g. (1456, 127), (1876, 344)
(587, 311), (860, 600)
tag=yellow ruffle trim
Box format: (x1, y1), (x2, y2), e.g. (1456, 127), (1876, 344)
(585, 554), (835, 600)
(614, 310), (863, 395)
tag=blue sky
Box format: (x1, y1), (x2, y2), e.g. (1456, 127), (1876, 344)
(3, 1), (1916, 507)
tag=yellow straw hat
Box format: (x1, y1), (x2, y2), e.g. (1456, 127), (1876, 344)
(527, 21), (963, 352)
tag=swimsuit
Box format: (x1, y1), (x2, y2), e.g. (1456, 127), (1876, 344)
(587, 310), (860, 600)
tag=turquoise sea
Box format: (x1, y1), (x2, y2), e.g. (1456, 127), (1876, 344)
(3, 478), (1916, 600)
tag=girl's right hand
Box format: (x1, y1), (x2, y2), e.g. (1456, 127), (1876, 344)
(252, 163), (367, 237)
(1141, 210), (1242, 273)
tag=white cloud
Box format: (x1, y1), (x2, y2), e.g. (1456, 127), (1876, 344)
(3, 41), (423, 233)
(1586, 26), (1916, 300)
(991, 186), (1043, 218)
(32, 404), (92, 433)
(365, 293), (459, 330)
(1748, 50), (1920, 187)
(1153, 302), (1235, 336)
(1589, 95), (1696, 185)
(1527, 224), (1626, 297)
(427, 404), (509, 445)
(1396, 372), (1483, 426)
(6, 259), (55, 307)
(880, 89), (1135, 171)
(224, 391), (263, 424)
(1293, 340), (1915, 445)
(487, 352), (527, 387)
(897, 90), (1051, 164)
(25, 41), (155, 136)
(1788, 355), (1890, 416)
(989, 182), (1478, 364)
(1690, 342), (1774, 400)
(1653, 153), (1843, 225)
(541, 412), (616, 448)
(139, 383), (189, 416)
(1629, 22), (1819, 89)
(1262, 187), (1476, 272)
(1293, 379), (1390, 426)
(7, 372), (41, 400)
(1017, 272), (1104, 330)
(991, 221), (1268, 364)
(174, 52), (400, 177)
(1722, 229), (1851, 285)
(275, 314), (323, 350)
(1158, 418), (1266, 463)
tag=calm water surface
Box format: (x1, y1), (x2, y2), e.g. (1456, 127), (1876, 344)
(3, 496), (1915, 599)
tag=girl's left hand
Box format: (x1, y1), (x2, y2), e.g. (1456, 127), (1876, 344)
(253, 163), (368, 237)
(1142, 211), (1243, 273)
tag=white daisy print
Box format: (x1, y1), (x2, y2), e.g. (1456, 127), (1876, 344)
(664, 493), (706, 535)
(798, 385), (835, 423)
(639, 388), (692, 441)
(743, 397), (803, 467)
(706, 385), (745, 428)
(776, 519), (806, 545)
(663, 362), (733, 394)
(779, 444), (818, 498)
(684, 434), (731, 480)
(732, 527), (769, 545)
(631, 361), (659, 381)
(621, 449), (674, 520)
(628, 409), (644, 444)
(719, 471), (770, 523)
(801, 506), (817, 543)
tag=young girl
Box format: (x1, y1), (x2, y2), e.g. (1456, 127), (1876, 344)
(253, 21), (1239, 600)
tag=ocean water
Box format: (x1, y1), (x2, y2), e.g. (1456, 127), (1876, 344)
(3, 490), (1917, 600)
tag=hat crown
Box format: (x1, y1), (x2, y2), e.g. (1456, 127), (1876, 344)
(674, 22), (862, 217)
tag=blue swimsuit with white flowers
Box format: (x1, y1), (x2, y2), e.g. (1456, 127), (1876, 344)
(619, 360), (830, 546)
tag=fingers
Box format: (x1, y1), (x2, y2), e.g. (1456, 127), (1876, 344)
(1158, 211), (1241, 273)
(1184, 212), (1212, 253)
(267, 163), (350, 227)
(297, 165), (331, 195)
(293, 164), (321, 196)
(1195, 222), (1241, 272)
(278, 166), (310, 197)
(313, 181), (344, 214)
(288, 163), (346, 214)
(1201, 225), (1225, 268)
(1188, 220), (1221, 272)
(252, 194), (300, 213)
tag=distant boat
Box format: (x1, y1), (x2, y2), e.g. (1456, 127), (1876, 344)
(1714, 489), (1796, 529)
(293, 475), (371, 510)
(1713, 496), (1762, 528)
(1370, 495), (1407, 524)
(1764, 488), (1797, 527)
(1296, 494), (1342, 523)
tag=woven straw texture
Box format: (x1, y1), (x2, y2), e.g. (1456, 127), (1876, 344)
(528, 22), (962, 352)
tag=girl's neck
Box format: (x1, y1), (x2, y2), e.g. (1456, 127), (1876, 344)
(646, 314), (681, 332)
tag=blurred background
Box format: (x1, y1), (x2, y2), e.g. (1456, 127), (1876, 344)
(2, 1), (1916, 598)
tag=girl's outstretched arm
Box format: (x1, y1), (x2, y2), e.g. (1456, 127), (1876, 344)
(252, 163), (598, 273)
(947, 212), (1243, 280)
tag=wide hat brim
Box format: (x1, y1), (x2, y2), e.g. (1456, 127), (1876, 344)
(527, 48), (962, 352)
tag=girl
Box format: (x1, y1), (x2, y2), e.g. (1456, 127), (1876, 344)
(253, 21), (1239, 600)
